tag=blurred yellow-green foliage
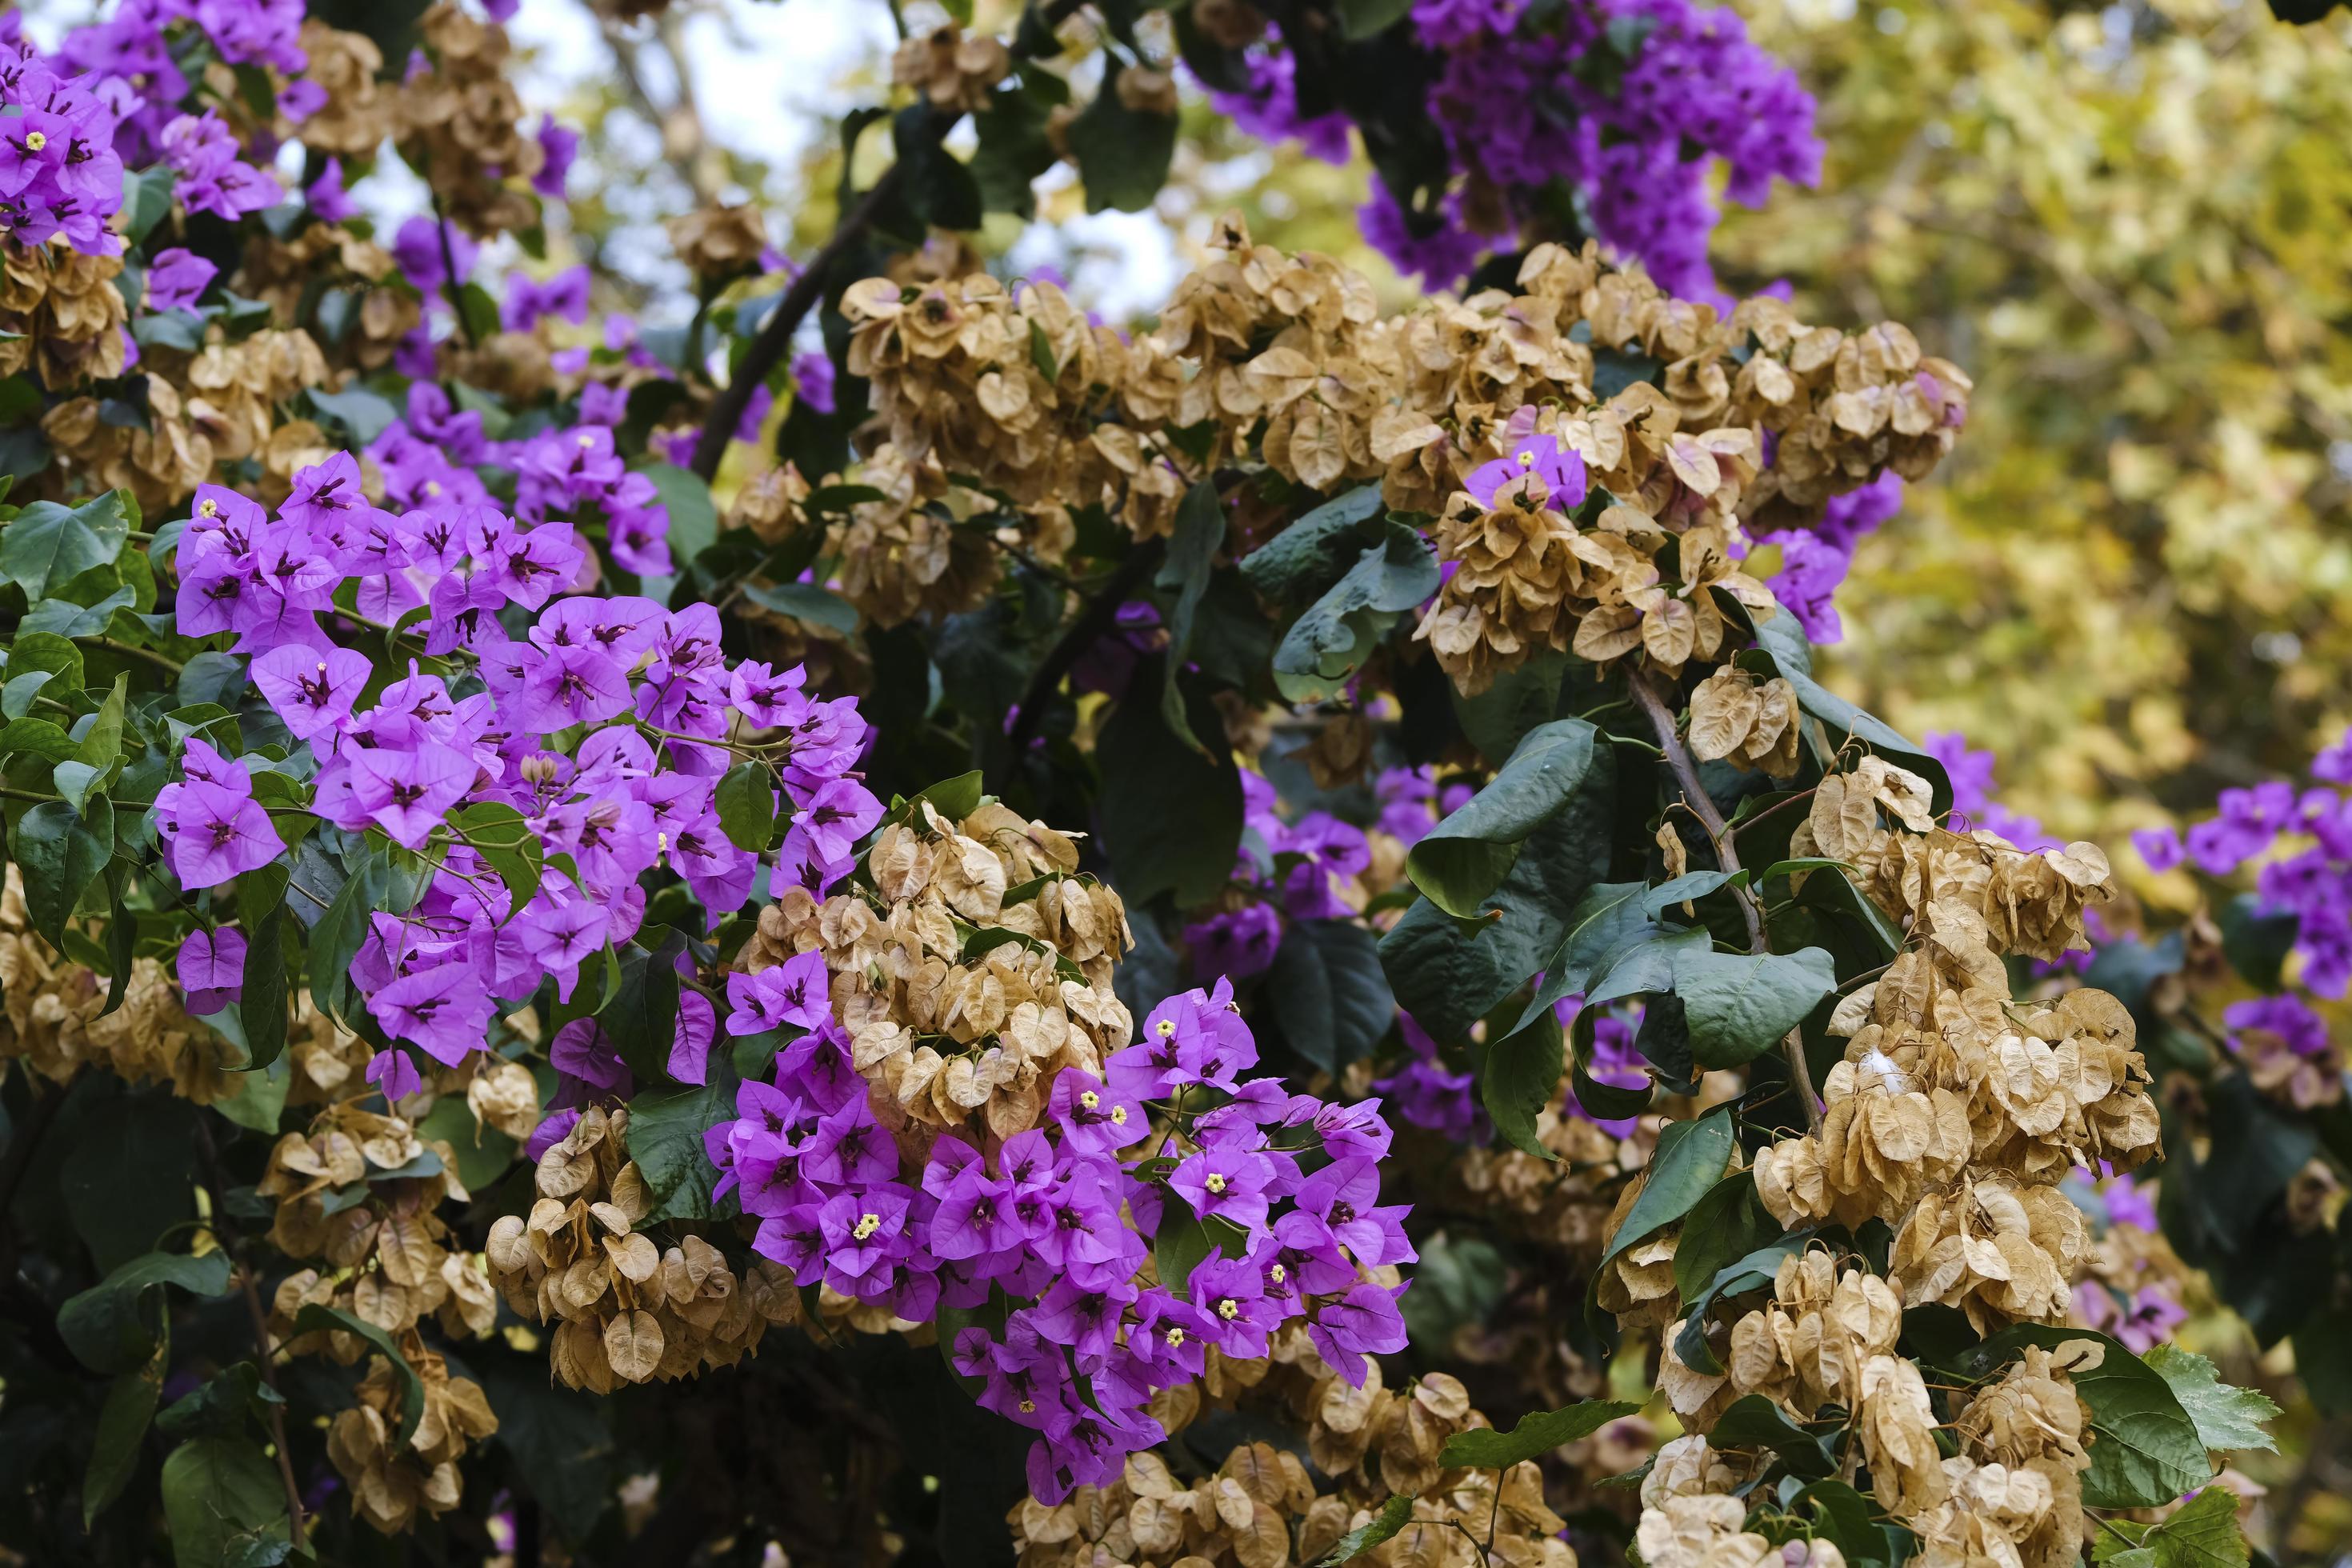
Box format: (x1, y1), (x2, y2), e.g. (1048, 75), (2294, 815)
(1719, 0), (2352, 853)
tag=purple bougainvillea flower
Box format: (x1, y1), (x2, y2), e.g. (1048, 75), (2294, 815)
(177, 926), (247, 1014)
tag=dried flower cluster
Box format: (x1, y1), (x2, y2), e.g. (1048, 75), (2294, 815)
(739, 798), (1135, 1135)
(0, 873), (232, 1102)
(1012, 1371), (1574, 1568)
(1, 241), (129, 388)
(483, 1106), (802, 1391)
(322, 1343), (501, 1534)
(394, 3), (544, 236)
(893, 22), (1012, 114)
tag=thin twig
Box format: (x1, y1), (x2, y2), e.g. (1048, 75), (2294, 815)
(87, 637), (184, 674)
(1627, 664), (1824, 1132)
(193, 1118), (307, 1552)
(429, 190), (480, 352)
(1001, 539), (1167, 765)
(686, 0), (1088, 482)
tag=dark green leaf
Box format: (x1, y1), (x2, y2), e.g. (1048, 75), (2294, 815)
(291, 1305), (426, 1448)
(58, 1249), (233, 1374)
(1264, 918), (1394, 1074)
(2217, 894), (2299, 993)
(10, 797), (113, 949)
(1673, 1171), (1784, 1306)
(1436, 1398), (1642, 1470)
(627, 1054), (744, 1222)
(1642, 869), (1744, 916)
(1673, 946), (1836, 1071)
(1740, 598), (1952, 815)
(741, 579), (861, 634)
(1408, 718), (1598, 917)
(1338, 0), (1415, 37)
(1158, 478), (1226, 751)
(1070, 79), (1176, 213)
(1270, 521), (1440, 705)
(85, 1330), (170, 1527)
(1482, 1011), (1564, 1159)
(1596, 1106), (1734, 1279)
(450, 799), (542, 910)
(1098, 669), (1242, 907)
(1673, 1234), (1815, 1374)
(638, 462), (719, 577)
(2137, 1485), (2248, 1568)
(155, 1362), (274, 1442)
(714, 762), (779, 854)
(0, 489), (132, 599)
(307, 385), (401, 445)
(159, 1437), (287, 1568)
(1238, 484), (1386, 603)
(1710, 1394), (1834, 1479)
(237, 865), (291, 1072)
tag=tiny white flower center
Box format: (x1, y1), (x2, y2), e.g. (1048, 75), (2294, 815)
(1216, 1298), (1239, 1321)
(852, 1211), (881, 1240)
(1079, 1089), (1100, 1110)
(1204, 1172), (1227, 1194)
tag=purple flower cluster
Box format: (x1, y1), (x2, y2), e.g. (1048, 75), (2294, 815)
(2066, 1169), (2186, 1354)
(2222, 994), (2330, 1058)
(706, 978), (1413, 1503)
(1198, 23), (1354, 168)
(1185, 768), (1462, 984)
(1391, 0), (1820, 292)
(2134, 729), (2352, 998)
(157, 106), (280, 220)
(1922, 732), (2057, 853)
(155, 447), (881, 1093)
(1745, 469), (1904, 644)
(0, 42), (129, 253)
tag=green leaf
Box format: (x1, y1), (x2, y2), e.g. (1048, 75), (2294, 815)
(210, 1057), (291, 1134)
(903, 770), (986, 825)
(1338, 0), (1416, 36)
(0, 489), (132, 600)
(122, 166), (176, 246)
(1936, 1326), (2211, 1508)
(1316, 1494), (1414, 1566)
(10, 797), (114, 948)
(237, 865), (291, 1072)
(1263, 918), (1394, 1074)
(1672, 1171), (1784, 1306)
(1408, 719), (1598, 917)
(714, 762), (778, 854)
(58, 1250), (234, 1374)
(1673, 946), (1837, 1071)
(290, 1304), (426, 1448)
(1380, 761), (1618, 1041)
(159, 1437), (288, 1568)
(156, 1362), (275, 1442)
(1157, 478), (1226, 750)
(6, 628), (87, 693)
(1070, 78), (1176, 213)
(1596, 1106), (1735, 1280)
(307, 385), (401, 446)
(1642, 869), (1745, 917)
(638, 462), (719, 575)
(2217, 894), (2300, 993)
(1482, 1010), (1564, 1159)
(1270, 521), (1441, 706)
(627, 1054), (744, 1222)
(1673, 1234), (1816, 1374)
(741, 579), (861, 634)
(2138, 1485), (2249, 1568)
(1710, 1394), (1834, 1478)
(85, 1330), (170, 1528)
(2142, 1345), (2280, 1454)
(450, 799), (543, 910)
(1435, 1398), (1642, 1470)
(1740, 597), (1953, 816)
(1153, 1196), (1246, 1302)
(20, 584), (137, 639)
(605, 940), (687, 1083)
(1098, 668), (1242, 908)
(1238, 484), (1386, 603)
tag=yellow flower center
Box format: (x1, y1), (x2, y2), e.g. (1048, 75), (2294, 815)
(1205, 1173), (1227, 1194)
(1269, 1263), (1286, 1284)
(852, 1211), (881, 1241)
(1216, 1298), (1239, 1321)
(1110, 1106), (1128, 1125)
(1155, 1018), (1176, 1038)
(423, 480), (442, 497)
(198, 498), (219, 518)
(1019, 1398), (1036, 1414)
(23, 131), (46, 153)
(1165, 1326), (1186, 1348)
(577, 433), (597, 448)
(1517, 450), (1534, 466)
(1079, 1089), (1100, 1110)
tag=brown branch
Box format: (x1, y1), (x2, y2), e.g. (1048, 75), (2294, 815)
(686, 0), (1088, 482)
(1627, 663), (1824, 1133)
(193, 1118), (307, 1552)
